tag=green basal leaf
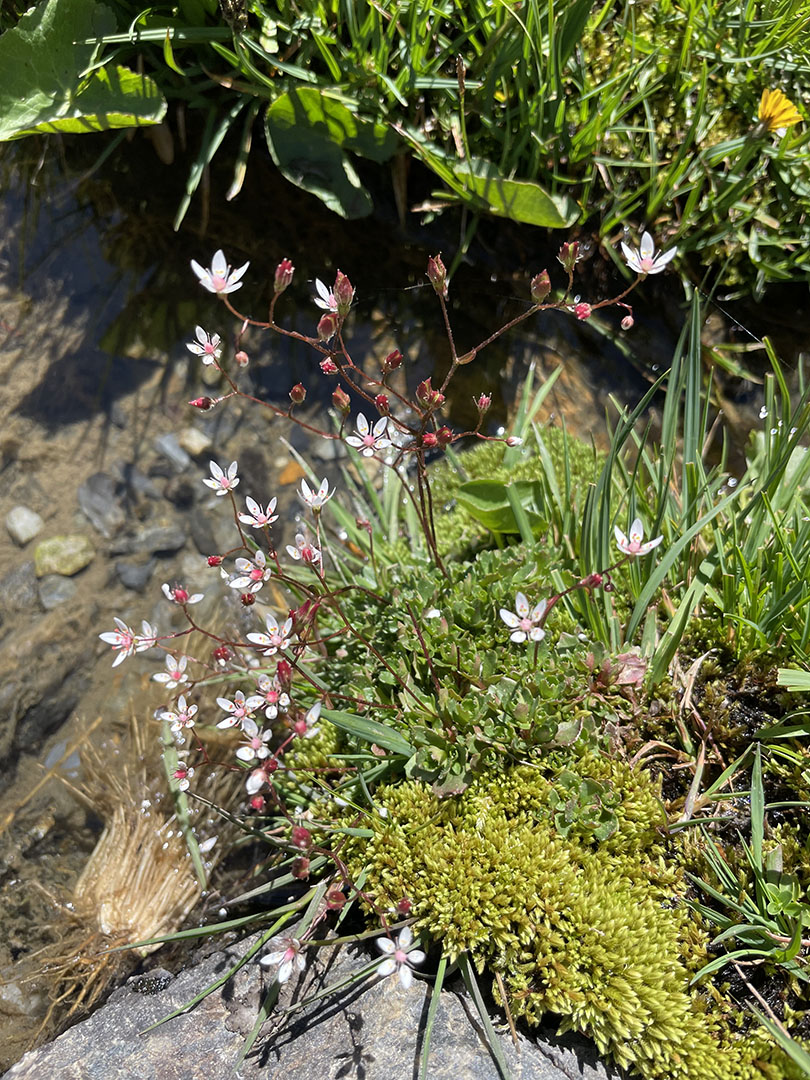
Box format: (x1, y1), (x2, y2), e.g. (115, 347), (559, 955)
(0, 0), (166, 141)
(453, 157), (580, 229)
(322, 707), (415, 757)
(456, 480), (546, 535)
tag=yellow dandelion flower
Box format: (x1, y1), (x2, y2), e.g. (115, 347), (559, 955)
(757, 88), (802, 134)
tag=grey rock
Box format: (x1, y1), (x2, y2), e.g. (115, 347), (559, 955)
(163, 475), (197, 510)
(154, 433), (192, 473)
(313, 436), (347, 462)
(189, 512), (220, 558)
(33, 535), (95, 578)
(3, 935), (614, 1080)
(5, 506), (44, 547)
(117, 463), (161, 500)
(115, 557), (156, 592)
(77, 473), (126, 538)
(0, 562), (40, 617)
(110, 519), (187, 557)
(177, 426), (212, 458)
(38, 575), (78, 610)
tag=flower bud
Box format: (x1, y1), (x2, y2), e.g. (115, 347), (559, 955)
(325, 888), (346, 911)
(422, 431), (438, 449)
(416, 378), (445, 411)
(207, 554), (223, 567)
(621, 315), (634, 331)
(396, 898), (412, 915)
(240, 592), (256, 607)
(476, 393), (491, 413)
(250, 795), (265, 812)
(382, 349), (403, 374)
(266, 756), (279, 773)
(291, 857), (310, 880)
(291, 826), (312, 850)
(274, 258), (294, 294)
(317, 313), (339, 341)
(530, 270), (551, 303)
(189, 396), (216, 411)
(289, 383), (307, 405)
(234, 350), (249, 367)
(276, 659), (292, 688)
(574, 302), (592, 320)
(172, 586), (189, 604)
(436, 426), (453, 448)
(374, 393), (389, 414)
(333, 270), (355, 317)
(213, 644), (231, 663)
(557, 241), (580, 273)
(332, 386), (351, 414)
(427, 254), (448, 298)
(506, 436), (523, 447)
(320, 357), (338, 375)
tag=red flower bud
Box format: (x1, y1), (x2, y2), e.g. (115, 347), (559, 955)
(266, 756), (279, 773)
(207, 554), (223, 567)
(427, 254), (448, 298)
(530, 270), (551, 303)
(374, 393), (389, 414)
(325, 888), (346, 911)
(274, 258), (294, 294)
(291, 857), (310, 880)
(476, 393), (491, 413)
(557, 241), (580, 273)
(574, 302), (592, 320)
(332, 386), (351, 414)
(234, 350), (249, 368)
(621, 315), (634, 331)
(333, 270), (354, 317)
(436, 425), (453, 448)
(396, 898), (412, 915)
(249, 795), (265, 812)
(276, 659), (292, 688)
(213, 645), (231, 663)
(240, 592), (256, 607)
(318, 313), (339, 341)
(291, 826), (312, 850)
(416, 378), (445, 411)
(382, 349), (403, 374)
(289, 383), (307, 405)
(189, 396), (215, 411)
(422, 432), (438, 448)
(172, 586), (189, 604)
(320, 358), (338, 375)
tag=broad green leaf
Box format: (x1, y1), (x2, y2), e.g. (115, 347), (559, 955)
(0, 0), (166, 141)
(264, 88), (399, 219)
(322, 708), (415, 757)
(457, 480), (546, 534)
(453, 158), (579, 228)
(777, 667), (810, 693)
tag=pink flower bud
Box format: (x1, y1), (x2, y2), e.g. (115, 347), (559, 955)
(291, 826), (311, 850)
(530, 270), (551, 303)
(234, 350), (249, 367)
(557, 241), (580, 273)
(172, 586), (189, 604)
(382, 349), (403, 373)
(333, 270), (354, 317)
(250, 795), (265, 812)
(427, 254), (448, 298)
(436, 426), (453, 448)
(422, 432), (438, 449)
(189, 396), (215, 411)
(274, 258), (294, 294)
(332, 386), (351, 414)
(325, 888), (346, 911)
(289, 383), (307, 405)
(397, 898), (412, 915)
(276, 659), (292, 688)
(416, 378), (445, 411)
(318, 313), (339, 341)
(374, 393), (389, 414)
(506, 436), (523, 447)
(476, 393), (492, 413)
(320, 357), (338, 375)
(574, 302), (592, 320)
(207, 555), (223, 567)
(621, 315), (634, 331)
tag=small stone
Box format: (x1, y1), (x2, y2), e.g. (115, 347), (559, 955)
(33, 536), (95, 578)
(177, 427), (212, 458)
(5, 506), (44, 547)
(38, 575), (78, 610)
(77, 473), (126, 538)
(313, 437), (346, 462)
(0, 561), (40, 615)
(110, 519), (187, 556)
(154, 433), (192, 473)
(115, 558), (156, 592)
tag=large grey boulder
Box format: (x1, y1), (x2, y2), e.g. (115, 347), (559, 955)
(4, 935), (615, 1080)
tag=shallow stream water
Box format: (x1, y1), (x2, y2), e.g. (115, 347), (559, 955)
(0, 125), (792, 1068)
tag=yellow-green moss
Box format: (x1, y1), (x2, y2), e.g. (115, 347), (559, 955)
(346, 755), (802, 1080)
